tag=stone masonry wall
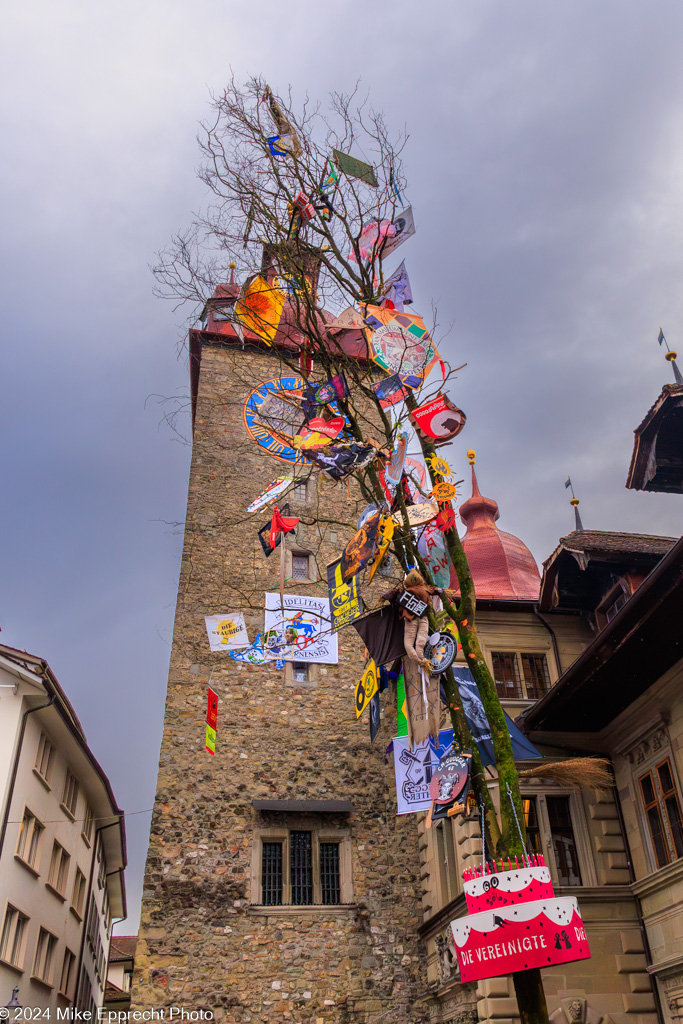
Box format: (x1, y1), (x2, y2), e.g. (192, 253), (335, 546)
(132, 337), (428, 1024)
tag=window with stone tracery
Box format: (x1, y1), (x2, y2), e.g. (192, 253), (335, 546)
(640, 758), (683, 868)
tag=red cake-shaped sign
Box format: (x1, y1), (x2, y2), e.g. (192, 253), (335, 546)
(464, 864), (555, 914)
(450, 856), (591, 983)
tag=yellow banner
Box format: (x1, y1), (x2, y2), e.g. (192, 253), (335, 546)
(205, 725), (216, 756)
(367, 515), (395, 583)
(355, 660), (378, 718)
(327, 558), (363, 630)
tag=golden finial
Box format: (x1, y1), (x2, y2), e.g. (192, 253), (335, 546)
(467, 449), (476, 466)
(229, 261), (237, 269)
(666, 349), (678, 362)
(570, 497), (580, 508)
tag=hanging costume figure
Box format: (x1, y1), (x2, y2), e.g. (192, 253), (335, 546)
(382, 570), (444, 749)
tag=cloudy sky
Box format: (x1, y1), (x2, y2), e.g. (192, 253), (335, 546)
(2, 0), (682, 932)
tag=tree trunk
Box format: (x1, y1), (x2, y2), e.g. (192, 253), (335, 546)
(513, 967), (550, 1024)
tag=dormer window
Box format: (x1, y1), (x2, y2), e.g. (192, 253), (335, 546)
(596, 581), (630, 628)
(212, 301), (234, 322)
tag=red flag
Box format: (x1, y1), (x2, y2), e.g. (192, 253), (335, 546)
(270, 506), (300, 550)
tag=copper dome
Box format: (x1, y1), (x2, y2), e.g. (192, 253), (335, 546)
(449, 460), (541, 601)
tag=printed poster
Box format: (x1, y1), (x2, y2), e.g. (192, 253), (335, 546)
(393, 730), (455, 815)
(327, 558), (364, 631)
(263, 593), (338, 664)
(205, 613), (250, 651)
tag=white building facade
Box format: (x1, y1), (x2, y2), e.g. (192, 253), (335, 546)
(0, 644), (126, 1014)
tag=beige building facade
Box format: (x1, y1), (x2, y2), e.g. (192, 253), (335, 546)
(0, 644), (127, 1014)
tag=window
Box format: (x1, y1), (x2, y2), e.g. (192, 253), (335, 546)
(86, 894), (98, 949)
(597, 582), (630, 627)
(94, 935), (103, 983)
(261, 842), (283, 906)
(290, 831), (313, 904)
(96, 835), (106, 889)
(547, 796), (582, 885)
(291, 554), (309, 580)
(0, 905), (28, 968)
(48, 842), (71, 896)
(491, 652), (523, 699)
(82, 804), (94, 846)
(60, 948), (76, 998)
(522, 795), (582, 886)
(522, 798), (543, 855)
(102, 887), (110, 933)
(605, 590), (628, 623)
(255, 828), (350, 906)
(71, 869), (87, 918)
(33, 927), (57, 985)
(521, 654), (551, 700)
(434, 819), (458, 905)
(640, 759), (683, 868)
(61, 772), (79, 818)
(320, 843), (341, 905)
(16, 809), (44, 870)
(35, 732), (54, 783)
(492, 651), (552, 700)
(292, 662), (308, 683)
(293, 481), (308, 502)
(211, 302), (234, 322)
(77, 967), (95, 1015)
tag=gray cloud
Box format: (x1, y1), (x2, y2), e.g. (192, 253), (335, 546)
(2, 0), (682, 929)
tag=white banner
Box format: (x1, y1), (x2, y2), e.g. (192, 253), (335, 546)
(393, 731), (454, 815)
(263, 593), (338, 664)
(205, 613), (250, 651)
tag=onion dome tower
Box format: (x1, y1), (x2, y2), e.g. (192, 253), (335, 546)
(450, 450), (541, 600)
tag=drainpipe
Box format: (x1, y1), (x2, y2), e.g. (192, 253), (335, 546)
(611, 774), (664, 1024)
(0, 693), (56, 859)
(533, 607), (563, 675)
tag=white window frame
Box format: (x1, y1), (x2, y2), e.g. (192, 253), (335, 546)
(15, 807), (44, 873)
(81, 804), (94, 847)
(71, 868), (87, 919)
(61, 771), (79, 819)
(47, 841), (71, 898)
(32, 927), (58, 986)
(34, 732), (54, 786)
(0, 903), (29, 970)
(59, 947), (76, 999)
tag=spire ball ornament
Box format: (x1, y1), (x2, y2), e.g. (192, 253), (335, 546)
(467, 449), (476, 466)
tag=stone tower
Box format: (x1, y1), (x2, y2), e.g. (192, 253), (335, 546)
(133, 268), (427, 1024)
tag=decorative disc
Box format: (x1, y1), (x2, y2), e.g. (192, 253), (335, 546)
(424, 631), (457, 674)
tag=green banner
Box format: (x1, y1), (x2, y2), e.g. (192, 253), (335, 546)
(332, 148), (379, 187)
(396, 670), (408, 737)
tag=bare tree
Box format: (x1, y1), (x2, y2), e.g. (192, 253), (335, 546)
(155, 74), (553, 1024)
